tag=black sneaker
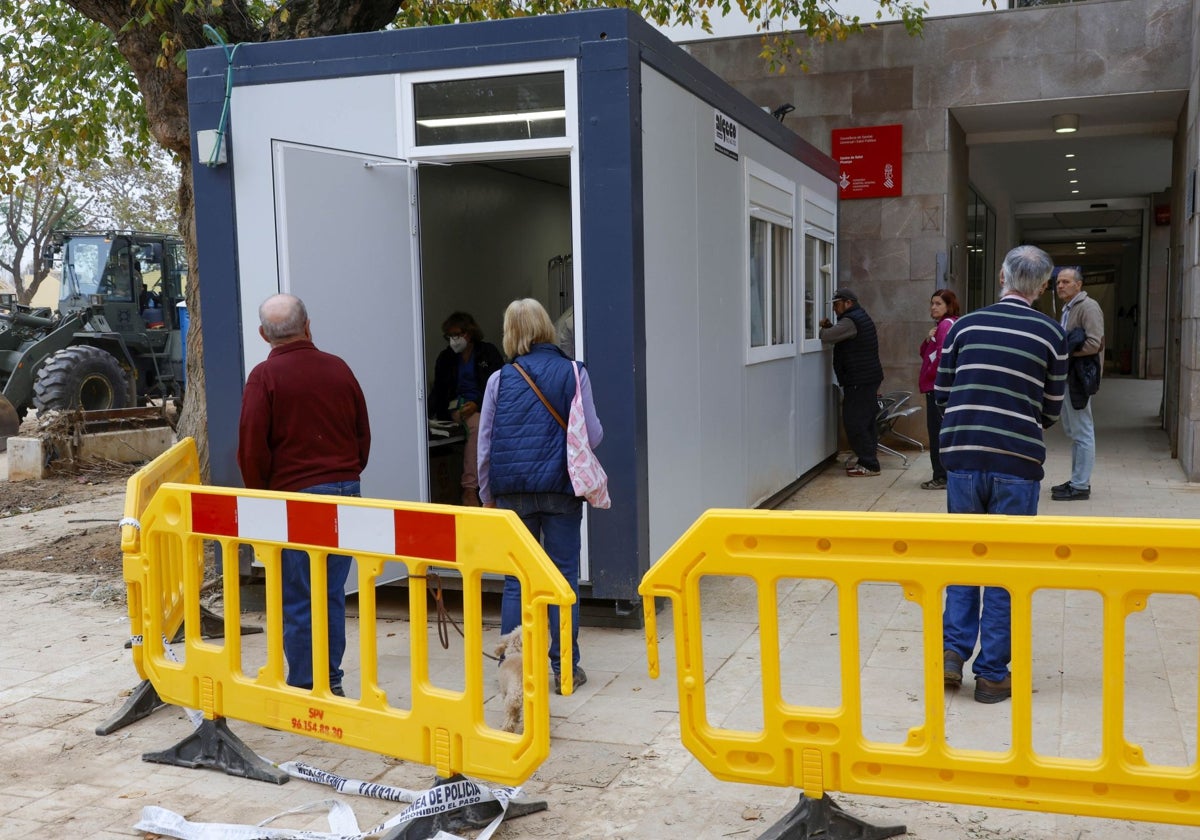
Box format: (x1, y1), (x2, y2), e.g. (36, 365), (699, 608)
(331, 685), (345, 697)
(554, 667), (587, 695)
(1051, 485), (1090, 501)
(1051, 481), (1072, 494)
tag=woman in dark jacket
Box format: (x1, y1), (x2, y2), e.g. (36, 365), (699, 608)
(429, 311), (503, 506)
(478, 298), (603, 694)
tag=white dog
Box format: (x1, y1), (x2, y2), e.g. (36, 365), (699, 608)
(494, 629), (524, 733)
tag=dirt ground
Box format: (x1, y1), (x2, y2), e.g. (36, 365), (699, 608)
(0, 470), (130, 576)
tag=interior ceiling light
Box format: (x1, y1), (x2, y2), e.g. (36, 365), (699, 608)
(416, 109), (566, 128)
(1053, 114), (1080, 134)
(1065, 153), (1076, 159)
(1071, 189), (1080, 194)
(1069, 179), (1079, 184)
(1067, 167), (1077, 172)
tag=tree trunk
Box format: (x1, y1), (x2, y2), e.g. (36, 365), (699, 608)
(174, 156), (210, 477)
(62, 0), (405, 480)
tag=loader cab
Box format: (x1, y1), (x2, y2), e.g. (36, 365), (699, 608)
(54, 233), (185, 334)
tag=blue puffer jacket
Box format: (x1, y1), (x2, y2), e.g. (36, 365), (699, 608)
(489, 343), (577, 497)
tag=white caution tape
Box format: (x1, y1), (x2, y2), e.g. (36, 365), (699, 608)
(135, 761), (528, 840)
(156, 632), (206, 729)
(136, 798), (361, 839)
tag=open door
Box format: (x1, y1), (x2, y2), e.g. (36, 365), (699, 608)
(274, 142), (424, 587)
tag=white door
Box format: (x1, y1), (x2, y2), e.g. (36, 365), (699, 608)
(274, 142), (424, 587)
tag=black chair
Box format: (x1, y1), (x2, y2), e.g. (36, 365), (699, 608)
(876, 391), (925, 467)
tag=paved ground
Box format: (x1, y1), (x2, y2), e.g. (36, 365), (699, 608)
(1, 378), (1199, 838)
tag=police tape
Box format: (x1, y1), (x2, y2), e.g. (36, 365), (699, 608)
(134, 762), (526, 840)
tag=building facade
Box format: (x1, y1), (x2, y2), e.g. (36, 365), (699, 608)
(684, 0), (1200, 478)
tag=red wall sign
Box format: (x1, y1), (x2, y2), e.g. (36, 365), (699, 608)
(831, 124), (903, 200)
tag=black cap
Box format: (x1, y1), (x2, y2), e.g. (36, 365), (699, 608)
(832, 288), (858, 303)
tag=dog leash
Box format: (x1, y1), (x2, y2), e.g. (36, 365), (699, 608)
(409, 571), (501, 661)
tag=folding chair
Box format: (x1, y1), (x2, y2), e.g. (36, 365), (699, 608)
(876, 390), (925, 467)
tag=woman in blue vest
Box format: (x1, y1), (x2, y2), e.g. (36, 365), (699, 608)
(477, 298), (603, 694)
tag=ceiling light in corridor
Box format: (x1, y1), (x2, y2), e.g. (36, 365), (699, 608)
(1053, 114), (1080, 134)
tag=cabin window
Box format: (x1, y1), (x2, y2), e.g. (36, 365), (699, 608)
(801, 190), (836, 352)
(413, 71), (566, 146)
(747, 163), (796, 363)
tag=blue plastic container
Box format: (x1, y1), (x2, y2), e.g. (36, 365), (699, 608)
(176, 301), (189, 384)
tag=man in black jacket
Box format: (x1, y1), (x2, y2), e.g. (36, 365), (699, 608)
(820, 288), (884, 476)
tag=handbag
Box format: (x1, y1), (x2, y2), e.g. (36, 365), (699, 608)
(512, 362), (611, 509)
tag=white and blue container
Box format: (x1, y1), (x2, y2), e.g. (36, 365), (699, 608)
(186, 10), (840, 609)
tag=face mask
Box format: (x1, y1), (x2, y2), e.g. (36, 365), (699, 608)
(448, 336), (468, 354)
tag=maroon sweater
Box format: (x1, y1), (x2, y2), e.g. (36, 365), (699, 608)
(237, 340), (371, 492)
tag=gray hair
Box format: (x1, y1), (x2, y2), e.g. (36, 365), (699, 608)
(1001, 246), (1054, 298)
(1057, 266), (1083, 285)
(259, 294), (308, 342)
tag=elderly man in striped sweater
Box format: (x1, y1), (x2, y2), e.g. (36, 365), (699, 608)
(934, 245), (1069, 704)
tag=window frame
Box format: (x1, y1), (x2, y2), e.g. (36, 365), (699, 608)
(745, 161), (798, 365)
(800, 188), (837, 354)
(399, 60), (578, 160)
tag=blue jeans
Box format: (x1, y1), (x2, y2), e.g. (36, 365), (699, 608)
(281, 480), (359, 691)
(1059, 398), (1095, 490)
(497, 492), (582, 677)
(943, 470), (1039, 682)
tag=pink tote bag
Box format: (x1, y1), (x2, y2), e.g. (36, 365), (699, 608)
(567, 362), (610, 509)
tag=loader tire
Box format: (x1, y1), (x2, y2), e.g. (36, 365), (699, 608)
(33, 346), (132, 414)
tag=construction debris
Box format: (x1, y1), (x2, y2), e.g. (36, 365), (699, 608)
(7, 406), (176, 481)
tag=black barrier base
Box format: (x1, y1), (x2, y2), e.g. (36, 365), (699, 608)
(380, 773), (548, 840)
(95, 679), (165, 736)
(757, 794), (905, 840)
(143, 718), (288, 784)
(104, 608), (262, 736)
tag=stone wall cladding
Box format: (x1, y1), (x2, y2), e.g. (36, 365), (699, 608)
(681, 0), (1194, 458)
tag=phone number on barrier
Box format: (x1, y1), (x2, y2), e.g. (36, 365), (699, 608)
(291, 719), (344, 739)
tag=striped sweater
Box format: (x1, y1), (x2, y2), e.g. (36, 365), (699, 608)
(934, 298), (1068, 480)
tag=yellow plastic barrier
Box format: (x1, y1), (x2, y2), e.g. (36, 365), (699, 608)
(121, 437), (201, 681)
(639, 509), (1200, 827)
(123, 439), (575, 786)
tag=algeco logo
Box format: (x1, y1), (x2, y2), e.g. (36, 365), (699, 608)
(714, 109), (738, 161)
(715, 113), (736, 143)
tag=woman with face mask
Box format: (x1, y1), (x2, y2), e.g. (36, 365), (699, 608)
(430, 311), (504, 505)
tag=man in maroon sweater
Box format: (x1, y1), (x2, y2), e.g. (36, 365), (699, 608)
(238, 294), (371, 696)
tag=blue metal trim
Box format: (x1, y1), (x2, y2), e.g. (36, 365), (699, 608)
(187, 74), (247, 487)
(577, 34), (648, 600)
(186, 10), (832, 180)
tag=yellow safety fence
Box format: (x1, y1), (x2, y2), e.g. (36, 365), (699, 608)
(122, 438), (575, 786)
(639, 509), (1200, 827)
(120, 436), (201, 683)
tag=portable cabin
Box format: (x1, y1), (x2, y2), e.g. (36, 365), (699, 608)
(187, 9), (840, 612)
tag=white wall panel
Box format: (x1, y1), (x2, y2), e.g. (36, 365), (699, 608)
(642, 66), (837, 550)
(229, 75), (401, 376)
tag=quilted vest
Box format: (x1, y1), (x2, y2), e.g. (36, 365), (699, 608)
(833, 305), (883, 386)
(489, 343), (576, 497)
